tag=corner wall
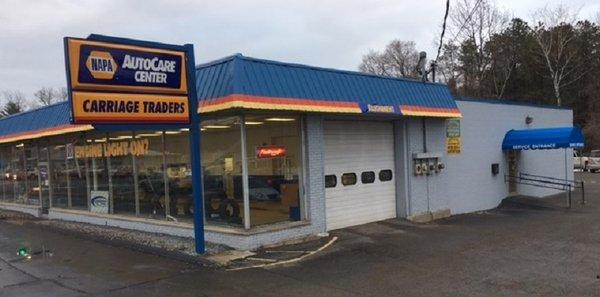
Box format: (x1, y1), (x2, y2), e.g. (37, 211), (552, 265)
(404, 101), (574, 217)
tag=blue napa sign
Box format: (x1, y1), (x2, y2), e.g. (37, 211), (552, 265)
(66, 38), (188, 94)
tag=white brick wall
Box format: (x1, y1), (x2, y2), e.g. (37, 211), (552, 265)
(404, 100), (574, 216)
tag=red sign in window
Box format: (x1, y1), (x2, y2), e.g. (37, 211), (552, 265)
(256, 145), (287, 158)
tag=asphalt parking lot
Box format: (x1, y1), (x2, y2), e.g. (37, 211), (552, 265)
(1, 172), (600, 296)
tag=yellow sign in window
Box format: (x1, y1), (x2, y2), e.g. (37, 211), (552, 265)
(447, 137), (461, 154)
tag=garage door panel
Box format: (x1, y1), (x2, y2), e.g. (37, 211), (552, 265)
(324, 120), (396, 231)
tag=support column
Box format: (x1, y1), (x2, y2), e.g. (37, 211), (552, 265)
(161, 131), (170, 218)
(240, 115), (250, 230)
(132, 132), (140, 217)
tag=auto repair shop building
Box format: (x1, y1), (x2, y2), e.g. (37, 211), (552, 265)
(0, 54), (575, 250)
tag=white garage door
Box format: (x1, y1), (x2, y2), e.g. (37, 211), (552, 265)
(324, 120), (397, 230)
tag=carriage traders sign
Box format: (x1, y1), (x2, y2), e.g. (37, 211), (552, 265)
(65, 36), (190, 124)
(64, 34), (205, 253)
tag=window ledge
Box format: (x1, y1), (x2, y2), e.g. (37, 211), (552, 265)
(0, 201), (40, 209)
(49, 207), (311, 236)
(49, 207), (194, 230)
(205, 220), (311, 235)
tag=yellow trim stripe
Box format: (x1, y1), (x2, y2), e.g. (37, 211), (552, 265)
(199, 100), (362, 114)
(0, 125), (94, 144)
(401, 110), (463, 118)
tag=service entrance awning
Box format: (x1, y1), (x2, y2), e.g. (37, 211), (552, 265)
(502, 127), (585, 150)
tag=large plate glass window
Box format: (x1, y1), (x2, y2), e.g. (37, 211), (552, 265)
(48, 136), (69, 209)
(107, 132), (135, 216)
(245, 115), (303, 226)
(136, 131), (167, 219)
(68, 135), (91, 210)
(201, 117), (244, 226)
(165, 128), (192, 223)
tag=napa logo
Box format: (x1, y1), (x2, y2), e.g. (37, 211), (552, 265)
(91, 195), (107, 208)
(85, 51), (117, 80)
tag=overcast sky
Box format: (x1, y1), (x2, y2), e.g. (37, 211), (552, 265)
(1, 0), (598, 100)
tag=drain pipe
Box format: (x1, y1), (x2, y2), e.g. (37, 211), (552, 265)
(422, 118), (431, 213)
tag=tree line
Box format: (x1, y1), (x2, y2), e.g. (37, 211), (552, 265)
(0, 87), (67, 117)
(360, 1), (600, 150)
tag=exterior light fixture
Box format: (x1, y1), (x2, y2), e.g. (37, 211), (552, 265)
(15, 143), (24, 148)
(180, 128), (190, 132)
(165, 131), (181, 135)
(136, 133), (161, 137)
(245, 121), (264, 125)
(525, 116), (533, 125)
(203, 125), (231, 129)
(265, 118), (295, 122)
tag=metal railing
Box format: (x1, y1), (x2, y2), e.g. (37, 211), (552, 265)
(504, 172), (585, 208)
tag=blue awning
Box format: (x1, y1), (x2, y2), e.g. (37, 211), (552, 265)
(502, 127), (585, 150)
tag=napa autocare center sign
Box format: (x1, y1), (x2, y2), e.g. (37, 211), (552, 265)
(64, 37), (190, 124)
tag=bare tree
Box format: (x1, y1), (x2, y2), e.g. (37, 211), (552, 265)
(447, 0), (508, 95)
(56, 87), (68, 101)
(531, 5), (587, 106)
(437, 43), (462, 93)
(34, 87), (56, 106)
(0, 91), (26, 117)
(359, 50), (390, 76)
(359, 40), (419, 78)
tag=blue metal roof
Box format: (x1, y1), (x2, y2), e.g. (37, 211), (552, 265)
(0, 101), (72, 137)
(196, 54), (460, 115)
(0, 54), (461, 142)
(502, 127), (585, 150)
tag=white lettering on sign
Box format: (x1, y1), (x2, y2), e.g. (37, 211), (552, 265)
(121, 55), (176, 84)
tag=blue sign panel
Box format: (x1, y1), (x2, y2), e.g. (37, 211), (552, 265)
(77, 44), (182, 89)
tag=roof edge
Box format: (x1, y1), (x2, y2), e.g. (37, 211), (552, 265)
(0, 101), (69, 123)
(455, 96), (571, 111)
(197, 54), (450, 87)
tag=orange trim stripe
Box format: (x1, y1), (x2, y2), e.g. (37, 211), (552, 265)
(0, 124), (94, 144)
(199, 95), (462, 118)
(199, 95), (362, 114)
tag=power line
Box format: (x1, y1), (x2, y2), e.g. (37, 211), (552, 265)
(435, 0), (451, 62)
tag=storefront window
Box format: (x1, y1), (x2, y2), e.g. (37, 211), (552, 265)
(0, 146), (12, 203)
(201, 117), (244, 226)
(245, 115), (302, 226)
(136, 131), (166, 219)
(39, 146), (50, 208)
(24, 144), (40, 206)
(165, 129), (192, 223)
(108, 132), (135, 216)
(69, 135), (90, 210)
(12, 144), (27, 204)
(50, 143), (68, 208)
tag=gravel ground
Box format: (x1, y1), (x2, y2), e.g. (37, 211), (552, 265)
(0, 209), (229, 259)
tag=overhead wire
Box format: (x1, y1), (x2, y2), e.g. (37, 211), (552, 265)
(446, 0), (484, 47)
(435, 0), (451, 62)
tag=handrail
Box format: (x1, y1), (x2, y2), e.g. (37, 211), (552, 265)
(519, 172), (582, 187)
(504, 172), (585, 208)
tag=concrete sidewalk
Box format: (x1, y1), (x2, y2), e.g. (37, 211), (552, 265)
(1, 172), (599, 296)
